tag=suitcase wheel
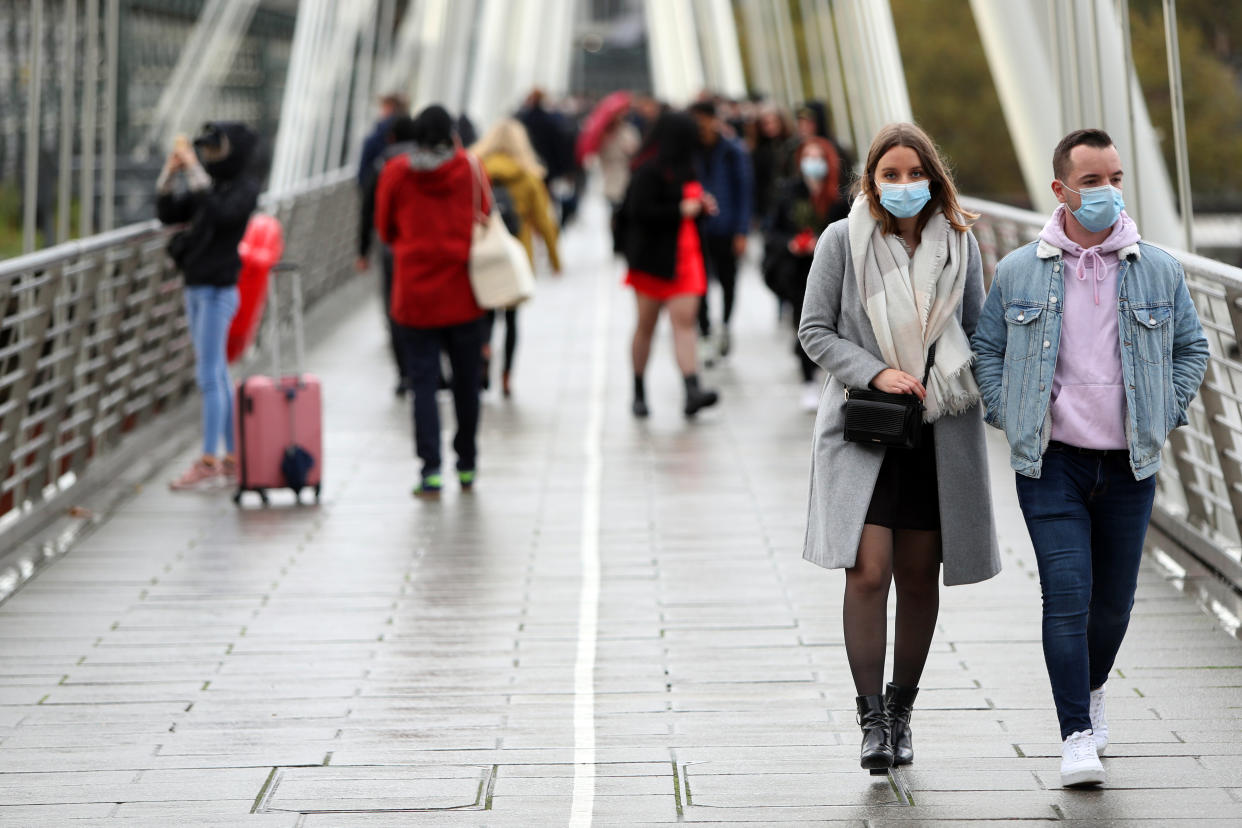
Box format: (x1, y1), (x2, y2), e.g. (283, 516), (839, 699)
(258, 489), (269, 507)
(314, 484), (321, 503)
(232, 490), (242, 506)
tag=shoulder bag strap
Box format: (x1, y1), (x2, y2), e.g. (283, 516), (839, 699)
(921, 342), (937, 387)
(465, 152), (492, 226)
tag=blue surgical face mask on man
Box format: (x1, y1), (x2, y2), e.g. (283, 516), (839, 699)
(801, 156), (828, 181)
(1060, 182), (1124, 232)
(878, 181), (931, 219)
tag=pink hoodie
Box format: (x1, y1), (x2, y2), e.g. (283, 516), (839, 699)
(1038, 206), (1142, 450)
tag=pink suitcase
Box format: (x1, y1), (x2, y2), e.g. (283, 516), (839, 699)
(233, 264), (323, 506)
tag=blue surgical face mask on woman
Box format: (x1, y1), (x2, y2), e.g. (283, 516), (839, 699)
(878, 181), (931, 218)
(801, 156), (828, 181)
(1059, 182), (1124, 232)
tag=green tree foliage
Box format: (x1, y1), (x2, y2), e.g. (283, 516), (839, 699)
(889, 0), (1029, 206)
(1128, 5), (1242, 209)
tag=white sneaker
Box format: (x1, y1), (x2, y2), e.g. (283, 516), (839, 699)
(800, 381), (821, 411)
(698, 336), (717, 368)
(1060, 730), (1105, 787)
(1089, 684), (1108, 754)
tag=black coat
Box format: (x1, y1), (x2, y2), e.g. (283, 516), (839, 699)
(761, 177), (848, 302)
(622, 162), (694, 281)
(157, 123), (261, 288)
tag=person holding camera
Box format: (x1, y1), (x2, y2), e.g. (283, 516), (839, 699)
(157, 122), (261, 490)
(798, 123), (1000, 773)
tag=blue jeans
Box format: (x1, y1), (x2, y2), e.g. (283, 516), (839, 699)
(184, 285), (239, 456)
(1015, 444), (1156, 738)
(393, 319), (484, 476)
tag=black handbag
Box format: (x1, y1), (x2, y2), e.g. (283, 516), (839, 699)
(843, 344), (936, 449)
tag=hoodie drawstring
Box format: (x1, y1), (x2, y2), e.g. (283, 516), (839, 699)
(1076, 247), (1108, 305)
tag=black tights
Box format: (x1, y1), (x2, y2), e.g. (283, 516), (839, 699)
(842, 524), (942, 696)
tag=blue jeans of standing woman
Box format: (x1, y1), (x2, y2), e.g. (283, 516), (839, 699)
(184, 285), (239, 456)
(1015, 443), (1157, 739)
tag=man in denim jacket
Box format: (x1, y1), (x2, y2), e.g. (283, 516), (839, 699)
(972, 129), (1208, 788)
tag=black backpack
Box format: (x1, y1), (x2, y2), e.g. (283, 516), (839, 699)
(492, 182), (521, 236)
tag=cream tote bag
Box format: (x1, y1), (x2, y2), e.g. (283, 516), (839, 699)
(466, 153), (535, 309)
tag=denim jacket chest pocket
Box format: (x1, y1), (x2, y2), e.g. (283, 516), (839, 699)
(1003, 304), (1045, 363)
(1126, 305), (1172, 365)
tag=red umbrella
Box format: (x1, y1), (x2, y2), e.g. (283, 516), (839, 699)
(575, 91), (633, 165)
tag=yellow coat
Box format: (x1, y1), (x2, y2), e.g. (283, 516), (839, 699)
(480, 153), (561, 273)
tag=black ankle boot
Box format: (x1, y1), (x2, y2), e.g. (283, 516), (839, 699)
(683, 374), (719, 417)
(632, 374), (649, 418)
(884, 683), (919, 766)
(856, 694), (894, 773)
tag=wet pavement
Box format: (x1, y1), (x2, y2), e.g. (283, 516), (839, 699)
(0, 196), (1239, 825)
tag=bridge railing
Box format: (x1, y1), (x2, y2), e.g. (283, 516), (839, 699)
(0, 170), (357, 539)
(965, 196), (1242, 599)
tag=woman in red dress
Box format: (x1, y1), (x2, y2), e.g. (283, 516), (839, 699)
(620, 111), (720, 418)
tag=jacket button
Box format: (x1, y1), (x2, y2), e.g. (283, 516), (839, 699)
(1040, 383), (1045, 391)
(1149, 316), (1156, 324)
(1050, 296), (1058, 303)
(1043, 341), (1050, 348)
(1054, 264), (1061, 272)
(1017, 313), (1025, 321)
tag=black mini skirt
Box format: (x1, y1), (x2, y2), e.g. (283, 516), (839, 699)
(863, 423), (940, 531)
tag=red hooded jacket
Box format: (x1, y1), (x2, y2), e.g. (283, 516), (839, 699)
(375, 148), (490, 328)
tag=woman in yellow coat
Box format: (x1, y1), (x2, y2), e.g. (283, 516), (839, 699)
(471, 119), (562, 396)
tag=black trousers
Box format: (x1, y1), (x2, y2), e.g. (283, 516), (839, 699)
(380, 247), (407, 382)
(393, 319), (484, 475)
(698, 233), (739, 336)
(483, 307), (519, 376)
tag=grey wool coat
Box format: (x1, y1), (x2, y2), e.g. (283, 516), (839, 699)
(797, 219), (1001, 586)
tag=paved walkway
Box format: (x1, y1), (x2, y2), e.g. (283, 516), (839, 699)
(0, 195), (1239, 826)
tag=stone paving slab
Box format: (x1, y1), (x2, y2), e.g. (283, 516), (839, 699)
(0, 194), (1238, 824)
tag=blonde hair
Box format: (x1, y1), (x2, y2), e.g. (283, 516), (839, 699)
(471, 118), (546, 178)
(854, 122), (977, 235)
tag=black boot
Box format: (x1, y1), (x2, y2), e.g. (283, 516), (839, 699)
(884, 683), (919, 766)
(856, 694), (894, 773)
(632, 374), (649, 418)
(683, 374), (719, 417)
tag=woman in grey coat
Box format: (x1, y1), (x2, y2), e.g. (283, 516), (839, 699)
(798, 123), (1001, 773)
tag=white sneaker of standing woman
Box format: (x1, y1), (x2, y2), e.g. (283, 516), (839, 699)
(1060, 730), (1105, 787)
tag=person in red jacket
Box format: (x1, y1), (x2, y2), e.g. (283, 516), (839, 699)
(375, 104), (491, 497)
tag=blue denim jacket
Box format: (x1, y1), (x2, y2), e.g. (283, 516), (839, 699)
(971, 239), (1208, 480)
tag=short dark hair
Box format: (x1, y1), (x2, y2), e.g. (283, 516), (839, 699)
(389, 115), (418, 144)
(688, 100), (716, 118)
(411, 104), (456, 149)
(1053, 128), (1114, 180)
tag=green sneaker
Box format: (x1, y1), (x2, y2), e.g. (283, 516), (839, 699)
(458, 470), (476, 491)
(413, 473), (442, 498)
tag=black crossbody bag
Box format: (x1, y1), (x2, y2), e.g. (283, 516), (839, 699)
(842, 344), (936, 450)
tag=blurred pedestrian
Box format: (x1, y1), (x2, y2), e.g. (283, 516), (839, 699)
(356, 115), (418, 397)
(375, 105), (490, 497)
(471, 118), (562, 397)
(157, 122), (261, 490)
(972, 128), (1208, 787)
(799, 122), (1000, 773)
(622, 111), (720, 419)
(356, 92), (409, 186)
(689, 100), (752, 359)
(761, 137), (849, 409)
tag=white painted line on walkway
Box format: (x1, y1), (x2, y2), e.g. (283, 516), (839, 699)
(569, 262), (610, 827)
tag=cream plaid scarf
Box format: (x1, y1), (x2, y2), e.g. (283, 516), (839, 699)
(848, 196), (980, 421)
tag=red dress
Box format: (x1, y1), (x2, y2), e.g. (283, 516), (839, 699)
(624, 182), (708, 300)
